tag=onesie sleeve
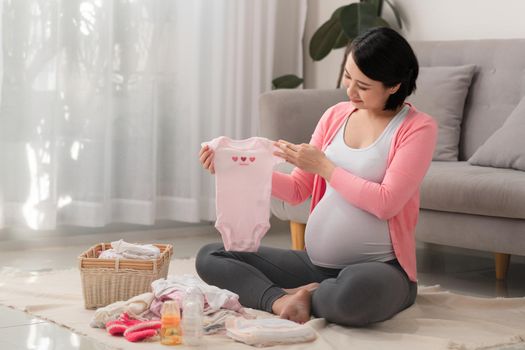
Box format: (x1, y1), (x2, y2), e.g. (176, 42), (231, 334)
(201, 136), (225, 151)
(265, 139), (285, 166)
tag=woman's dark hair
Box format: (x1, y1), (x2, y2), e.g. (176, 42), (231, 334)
(338, 27), (418, 111)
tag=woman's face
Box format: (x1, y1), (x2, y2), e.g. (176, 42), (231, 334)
(342, 53), (398, 112)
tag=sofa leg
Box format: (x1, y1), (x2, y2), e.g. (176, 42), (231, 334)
(495, 253), (511, 280)
(290, 221), (306, 250)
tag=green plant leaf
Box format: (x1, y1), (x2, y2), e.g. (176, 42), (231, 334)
(339, 4), (359, 39)
(340, 2), (378, 39)
(364, 0), (383, 16)
(309, 6), (346, 61)
(272, 74), (304, 89)
(373, 17), (390, 28)
(384, 0), (403, 28)
(333, 31), (350, 49)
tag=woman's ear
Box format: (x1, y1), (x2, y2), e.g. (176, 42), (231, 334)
(389, 83), (401, 95)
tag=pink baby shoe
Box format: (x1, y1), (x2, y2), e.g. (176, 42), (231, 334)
(123, 320), (162, 342)
(105, 313), (140, 336)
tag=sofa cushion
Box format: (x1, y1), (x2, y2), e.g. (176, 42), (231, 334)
(271, 196), (310, 224)
(420, 161), (525, 219)
(407, 65), (476, 161)
(468, 96), (525, 171)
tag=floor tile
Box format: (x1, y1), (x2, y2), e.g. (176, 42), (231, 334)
(0, 322), (114, 350)
(0, 306), (45, 328)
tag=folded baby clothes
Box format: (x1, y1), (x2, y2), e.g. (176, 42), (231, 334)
(203, 309), (254, 335)
(150, 274), (244, 316)
(225, 317), (317, 347)
(90, 292), (155, 328)
(98, 240), (160, 260)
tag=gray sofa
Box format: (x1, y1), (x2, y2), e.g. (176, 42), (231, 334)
(259, 39), (525, 281)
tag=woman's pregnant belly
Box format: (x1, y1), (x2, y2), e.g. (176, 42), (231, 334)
(305, 188), (395, 268)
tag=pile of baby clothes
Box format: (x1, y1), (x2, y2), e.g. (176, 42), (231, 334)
(98, 240), (161, 260)
(150, 274), (245, 317)
(90, 274), (249, 342)
(225, 317), (317, 347)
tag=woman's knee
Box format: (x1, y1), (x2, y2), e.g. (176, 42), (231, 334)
(335, 285), (386, 327)
(313, 263), (410, 327)
(315, 279), (381, 327)
(195, 242), (224, 279)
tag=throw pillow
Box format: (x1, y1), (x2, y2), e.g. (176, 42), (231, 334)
(407, 65), (476, 161)
(468, 96), (525, 171)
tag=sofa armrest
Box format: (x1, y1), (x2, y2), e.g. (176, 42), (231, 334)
(258, 89), (347, 143)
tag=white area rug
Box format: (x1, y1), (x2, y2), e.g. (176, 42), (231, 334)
(1, 259), (524, 350)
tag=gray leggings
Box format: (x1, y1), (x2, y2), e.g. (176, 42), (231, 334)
(196, 243), (417, 327)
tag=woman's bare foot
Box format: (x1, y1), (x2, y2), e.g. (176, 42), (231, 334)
(283, 282), (319, 295)
(271, 289), (312, 324)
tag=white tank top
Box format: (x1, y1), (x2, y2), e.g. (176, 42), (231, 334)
(305, 105), (409, 269)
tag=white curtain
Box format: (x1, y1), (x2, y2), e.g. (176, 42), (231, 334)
(0, 0), (307, 230)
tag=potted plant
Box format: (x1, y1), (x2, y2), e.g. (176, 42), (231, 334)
(273, 0), (403, 89)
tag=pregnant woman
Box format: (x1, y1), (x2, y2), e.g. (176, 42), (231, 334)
(196, 27), (437, 326)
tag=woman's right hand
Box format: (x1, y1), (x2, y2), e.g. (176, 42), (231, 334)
(199, 145), (215, 174)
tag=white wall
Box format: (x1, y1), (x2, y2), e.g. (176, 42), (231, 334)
(305, 0), (525, 89)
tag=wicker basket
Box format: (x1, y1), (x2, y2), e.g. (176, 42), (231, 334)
(78, 242), (173, 309)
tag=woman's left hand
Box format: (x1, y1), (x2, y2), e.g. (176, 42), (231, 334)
(274, 140), (335, 181)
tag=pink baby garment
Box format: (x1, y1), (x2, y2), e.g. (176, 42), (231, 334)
(202, 136), (283, 251)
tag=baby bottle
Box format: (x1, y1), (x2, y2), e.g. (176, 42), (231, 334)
(182, 287), (204, 346)
(160, 300), (182, 345)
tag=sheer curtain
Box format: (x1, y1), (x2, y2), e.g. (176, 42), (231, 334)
(0, 0), (307, 230)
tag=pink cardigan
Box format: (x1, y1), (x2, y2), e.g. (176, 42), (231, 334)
(271, 101), (437, 282)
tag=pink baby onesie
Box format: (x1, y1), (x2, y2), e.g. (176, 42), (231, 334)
(202, 136), (284, 252)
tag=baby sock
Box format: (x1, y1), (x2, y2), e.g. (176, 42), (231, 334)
(106, 313), (161, 342)
(124, 320), (162, 342)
